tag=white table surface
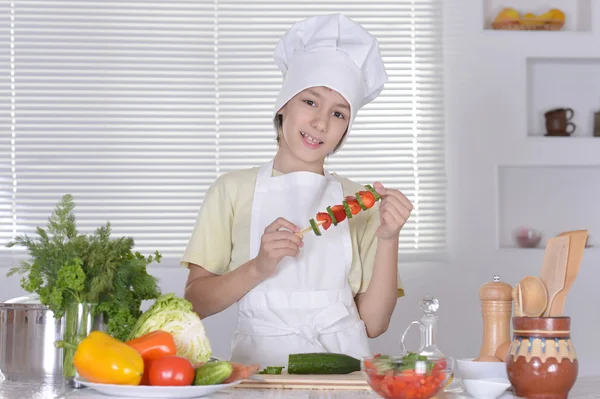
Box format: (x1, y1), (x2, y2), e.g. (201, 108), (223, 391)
(1, 375), (599, 399)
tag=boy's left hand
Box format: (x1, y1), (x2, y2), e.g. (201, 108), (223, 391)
(373, 181), (413, 241)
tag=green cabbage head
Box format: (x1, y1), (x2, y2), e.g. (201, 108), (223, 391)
(127, 293), (212, 363)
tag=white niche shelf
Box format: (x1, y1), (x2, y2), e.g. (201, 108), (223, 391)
(483, 0), (592, 32)
(526, 57), (600, 139)
(496, 165), (598, 250)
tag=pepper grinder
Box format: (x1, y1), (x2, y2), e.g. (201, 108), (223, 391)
(477, 275), (513, 360)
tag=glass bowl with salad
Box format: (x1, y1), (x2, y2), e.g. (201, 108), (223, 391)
(362, 352), (454, 399)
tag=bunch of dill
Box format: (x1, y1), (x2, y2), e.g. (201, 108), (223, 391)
(7, 194), (162, 341)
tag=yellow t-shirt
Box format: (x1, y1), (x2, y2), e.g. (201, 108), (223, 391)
(181, 166), (404, 297)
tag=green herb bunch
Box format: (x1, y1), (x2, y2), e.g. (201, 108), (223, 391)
(7, 194), (162, 341)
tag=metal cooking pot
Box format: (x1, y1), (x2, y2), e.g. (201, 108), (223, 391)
(0, 295), (105, 383)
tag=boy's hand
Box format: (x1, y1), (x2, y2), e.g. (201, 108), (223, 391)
(373, 181), (413, 241)
(253, 217), (304, 278)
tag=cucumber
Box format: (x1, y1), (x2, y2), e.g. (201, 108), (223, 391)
(258, 366), (284, 375)
(194, 361), (233, 385)
(364, 184), (381, 201)
(326, 206), (338, 226)
(355, 192), (368, 211)
(309, 218), (322, 236)
(342, 201), (353, 219)
(288, 353), (361, 375)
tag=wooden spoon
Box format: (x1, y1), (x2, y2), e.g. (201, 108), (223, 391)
(547, 230), (588, 317)
(512, 283), (523, 317)
(539, 235), (570, 317)
(518, 276), (548, 317)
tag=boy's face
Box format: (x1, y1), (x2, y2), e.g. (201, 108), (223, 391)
(278, 86), (350, 164)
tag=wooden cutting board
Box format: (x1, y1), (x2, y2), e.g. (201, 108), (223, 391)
(234, 371), (371, 390)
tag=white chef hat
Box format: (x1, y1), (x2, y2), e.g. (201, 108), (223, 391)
(272, 13), (388, 153)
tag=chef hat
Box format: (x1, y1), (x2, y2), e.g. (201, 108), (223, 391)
(272, 13), (388, 153)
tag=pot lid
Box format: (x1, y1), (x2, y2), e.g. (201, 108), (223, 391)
(2, 294), (42, 305)
(0, 294), (48, 310)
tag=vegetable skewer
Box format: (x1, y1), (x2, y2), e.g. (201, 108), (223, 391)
(296, 184), (381, 237)
(296, 220), (325, 237)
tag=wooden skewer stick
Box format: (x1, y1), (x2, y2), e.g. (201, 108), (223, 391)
(296, 220), (325, 237)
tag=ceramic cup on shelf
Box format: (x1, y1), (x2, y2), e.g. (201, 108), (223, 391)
(594, 111), (600, 137)
(544, 108), (575, 136)
(506, 317), (578, 399)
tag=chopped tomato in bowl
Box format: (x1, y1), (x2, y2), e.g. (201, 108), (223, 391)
(362, 353), (454, 399)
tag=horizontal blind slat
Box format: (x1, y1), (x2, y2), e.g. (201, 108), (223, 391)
(1, 1), (446, 264)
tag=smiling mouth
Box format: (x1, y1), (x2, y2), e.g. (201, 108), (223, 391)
(300, 131), (324, 147)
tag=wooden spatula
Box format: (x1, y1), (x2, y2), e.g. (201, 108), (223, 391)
(539, 235), (570, 317)
(547, 230), (588, 317)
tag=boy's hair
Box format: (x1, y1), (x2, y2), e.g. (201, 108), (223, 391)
(274, 114), (348, 154)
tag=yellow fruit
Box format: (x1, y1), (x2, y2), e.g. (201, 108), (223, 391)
(518, 12), (541, 28)
(550, 8), (565, 22)
(494, 7), (520, 22)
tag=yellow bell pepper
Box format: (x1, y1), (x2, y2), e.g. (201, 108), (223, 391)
(74, 331), (144, 385)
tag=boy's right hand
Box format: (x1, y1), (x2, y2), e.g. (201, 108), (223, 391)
(253, 217), (304, 278)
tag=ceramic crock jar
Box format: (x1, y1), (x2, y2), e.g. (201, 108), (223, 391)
(506, 317), (578, 399)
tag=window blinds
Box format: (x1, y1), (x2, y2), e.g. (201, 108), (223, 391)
(0, 0), (446, 268)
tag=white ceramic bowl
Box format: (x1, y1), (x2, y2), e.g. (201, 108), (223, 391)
(462, 378), (511, 399)
(456, 358), (508, 381)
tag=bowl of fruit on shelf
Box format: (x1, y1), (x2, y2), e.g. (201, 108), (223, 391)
(362, 352), (453, 399)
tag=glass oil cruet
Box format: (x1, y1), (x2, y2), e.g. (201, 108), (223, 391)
(399, 295), (445, 357)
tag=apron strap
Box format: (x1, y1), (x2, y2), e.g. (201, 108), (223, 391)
(257, 160), (274, 178)
(258, 158), (336, 182)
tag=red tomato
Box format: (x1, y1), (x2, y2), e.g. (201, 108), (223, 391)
(363, 360), (376, 372)
(433, 359), (447, 372)
(344, 196), (362, 215)
(366, 368), (446, 399)
(358, 191), (376, 208)
(149, 355), (194, 386)
(330, 205), (347, 223)
(139, 359), (153, 385)
(316, 212), (332, 230)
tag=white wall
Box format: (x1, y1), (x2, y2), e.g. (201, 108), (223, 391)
(3, 0), (600, 377)
(441, 0), (600, 377)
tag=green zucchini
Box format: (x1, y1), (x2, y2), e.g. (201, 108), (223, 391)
(309, 218), (322, 236)
(194, 361), (233, 385)
(364, 184), (381, 201)
(288, 353), (361, 374)
(326, 206), (338, 226)
(342, 200), (353, 219)
(355, 192), (368, 211)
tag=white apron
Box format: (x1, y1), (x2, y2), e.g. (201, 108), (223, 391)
(229, 160), (371, 368)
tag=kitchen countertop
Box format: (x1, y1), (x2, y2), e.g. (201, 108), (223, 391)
(1, 375), (599, 399)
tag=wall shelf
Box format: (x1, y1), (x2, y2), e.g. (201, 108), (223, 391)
(496, 165), (598, 249)
(483, 0), (592, 31)
(498, 245), (595, 251)
(526, 57), (600, 138)
(494, 137), (600, 168)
